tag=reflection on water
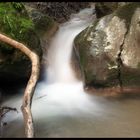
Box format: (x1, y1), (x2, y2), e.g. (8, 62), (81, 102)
(1, 7), (140, 138)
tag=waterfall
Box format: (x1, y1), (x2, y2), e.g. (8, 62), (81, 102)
(2, 7), (101, 137)
(33, 7), (96, 110)
(2, 7), (140, 138)
(46, 8), (94, 84)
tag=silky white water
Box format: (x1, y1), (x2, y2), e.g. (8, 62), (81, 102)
(2, 7), (140, 138)
(2, 7), (100, 137)
(33, 7), (96, 110)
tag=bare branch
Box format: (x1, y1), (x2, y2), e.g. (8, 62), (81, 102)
(0, 33), (40, 138)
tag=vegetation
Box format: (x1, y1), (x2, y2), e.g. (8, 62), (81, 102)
(0, 3), (34, 39)
(0, 2), (35, 54)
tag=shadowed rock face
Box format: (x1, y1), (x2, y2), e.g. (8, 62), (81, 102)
(74, 3), (140, 88)
(95, 2), (119, 18)
(121, 7), (140, 86)
(0, 2), (90, 85)
(25, 2), (91, 23)
(0, 3), (57, 85)
(95, 2), (132, 18)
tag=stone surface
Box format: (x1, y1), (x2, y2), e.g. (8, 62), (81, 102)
(25, 2), (91, 23)
(121, 7), (140, 86)
(95, 2), (118, 18)
(95, 2), (131, 18)
(74, 3), (140, 88)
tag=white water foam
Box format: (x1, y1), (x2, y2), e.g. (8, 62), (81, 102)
(2, 8), (105, 137)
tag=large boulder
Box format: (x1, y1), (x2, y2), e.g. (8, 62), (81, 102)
(121, 5), (140, 86)
(74, 3), (140, 88)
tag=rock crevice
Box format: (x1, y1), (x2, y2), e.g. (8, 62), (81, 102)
(116, 29), (128, 88)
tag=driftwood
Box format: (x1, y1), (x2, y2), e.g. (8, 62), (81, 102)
(0, 33), (40, 137)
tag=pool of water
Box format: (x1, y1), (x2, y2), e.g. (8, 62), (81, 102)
(1, 88), (140, 138)
(1, 6), (140, 138)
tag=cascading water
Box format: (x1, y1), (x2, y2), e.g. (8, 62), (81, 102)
(46, 8), (93, 84)
(2, 7), (140, 138)
(2, 7), (100, 137)
(34, 7), (96, 108)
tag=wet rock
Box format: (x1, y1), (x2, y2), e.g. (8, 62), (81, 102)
(121, 6), (140, 86)
(25, 5), (58, 56)
(25, 5), (56, 36)
(25, 2), (91, 23)
(75, 15), (127, 87)
(95, 2), (132, 18)
(95, 2), (118, 18)
(74, 3), (140, 88)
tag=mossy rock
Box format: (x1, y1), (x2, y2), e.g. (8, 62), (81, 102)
(121, 66), (140, 87)
(74, 3), (140, 88)
(25, 5), (55, 36)
(75, 18), (120, 88)
(95, 2), (119, 18)
(0, 2), (42, 84)
(95, 2), (133, 19)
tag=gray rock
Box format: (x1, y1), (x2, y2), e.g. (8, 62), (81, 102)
(74, 3), (140, 88)
(95, 2), (132, 18)
(25, 2), (91, 23)
(121, 7), (140, 86)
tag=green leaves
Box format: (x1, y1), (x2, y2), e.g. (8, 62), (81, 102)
(11, 2), (24, 12)
(0, 2), (34, 39)
(20, 18), (34, 34)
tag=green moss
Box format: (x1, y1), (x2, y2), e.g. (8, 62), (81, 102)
(0, 2), (43, 82)
(0, 2), (34, 37)
(11, 2), (25, 13)
(0, 3), (34, 38)
(0, 3), (43, 57)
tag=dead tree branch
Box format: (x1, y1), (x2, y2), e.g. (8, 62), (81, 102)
(0, 33), (40, 138)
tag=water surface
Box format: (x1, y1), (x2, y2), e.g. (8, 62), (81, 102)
(1, 7), (140, 138)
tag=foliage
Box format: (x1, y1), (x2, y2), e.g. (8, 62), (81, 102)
(0, 2), (35, 53)
(0, 3), (34, 39)
(11, 2), (25, 12)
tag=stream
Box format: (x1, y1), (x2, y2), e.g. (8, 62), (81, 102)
(1, 7), (140, 138)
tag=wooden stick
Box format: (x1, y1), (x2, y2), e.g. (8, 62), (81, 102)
(0, 33), (40, 138)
